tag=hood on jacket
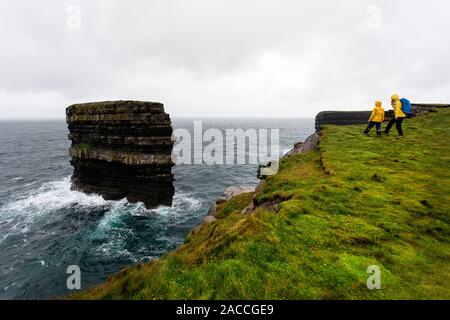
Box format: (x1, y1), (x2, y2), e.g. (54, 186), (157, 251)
(391, 94), (400, 101)
(375, 101), (382, 107)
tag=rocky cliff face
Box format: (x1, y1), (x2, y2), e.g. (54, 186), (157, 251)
(315, 110), (394, 131)
(315, 103), (450, 131)
(66, 101), (175, 208)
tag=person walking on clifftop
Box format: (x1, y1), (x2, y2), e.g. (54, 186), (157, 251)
(384, 94), (406, 137)
(364, 101), (385, 136)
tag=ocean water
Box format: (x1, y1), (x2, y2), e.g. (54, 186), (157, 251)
(0, 118), (314, 299)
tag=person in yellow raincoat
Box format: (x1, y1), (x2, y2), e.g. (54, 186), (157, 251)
(364, 101), (385, 136)
(384, 94), (406, 136)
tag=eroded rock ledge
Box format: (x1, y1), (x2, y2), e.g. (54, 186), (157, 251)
(315, 103), (449, 131)
(203, 132), (321, 224)
(66, 100), (175, 208)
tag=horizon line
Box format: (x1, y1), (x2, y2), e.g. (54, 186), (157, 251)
(0, 116), (316, 121)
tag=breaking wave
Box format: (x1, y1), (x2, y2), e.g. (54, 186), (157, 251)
(0, 176), (203, 246)
(0, 176), (206, 298)
(0, 177), (109, 240)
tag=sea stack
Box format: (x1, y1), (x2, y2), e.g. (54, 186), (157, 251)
(66, 101), (175, 208)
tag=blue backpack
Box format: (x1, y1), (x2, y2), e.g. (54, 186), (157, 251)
(400, 98), (412, 114)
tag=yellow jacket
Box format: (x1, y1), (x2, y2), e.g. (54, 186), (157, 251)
(369, 101), (385, 123)
(391, 94), (406, 118)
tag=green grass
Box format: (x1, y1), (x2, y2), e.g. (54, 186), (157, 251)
(72, 110), (450, 300)
(78, 143), (91, 152)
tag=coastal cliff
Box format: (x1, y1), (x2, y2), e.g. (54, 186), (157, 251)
(71, 107), (450, 300)
(315, 103), (450, 131)
(66, 101), (175, 208)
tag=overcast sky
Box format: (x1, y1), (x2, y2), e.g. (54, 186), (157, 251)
(0, 0), (449, 119)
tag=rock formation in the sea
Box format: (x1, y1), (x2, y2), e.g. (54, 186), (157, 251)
(66, 101), (175, 208)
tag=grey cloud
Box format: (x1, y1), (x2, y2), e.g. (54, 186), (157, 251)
(0, 0), (450, 119)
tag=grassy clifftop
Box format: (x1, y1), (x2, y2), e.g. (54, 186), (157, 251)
(73, 109), (450, 300)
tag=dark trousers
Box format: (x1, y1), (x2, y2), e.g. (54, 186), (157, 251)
(364, 121), (382, 135)
(384, 117), (404, 136)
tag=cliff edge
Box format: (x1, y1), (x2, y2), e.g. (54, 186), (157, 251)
(71, 108), (450, 300)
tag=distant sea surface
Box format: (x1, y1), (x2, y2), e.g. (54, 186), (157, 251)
(0, 118), (314, 299)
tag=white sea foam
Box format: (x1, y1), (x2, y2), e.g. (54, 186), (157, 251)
(96, 192), (203, 230)
(145, 193), (202, 217)
(0, 177), (110, 242)
(95, 199), (130, 232)
(1, 175), (202, 227)
(92, 192), (203, 259)
(0, 177), (108, 218)
(0, 176), (204, 262)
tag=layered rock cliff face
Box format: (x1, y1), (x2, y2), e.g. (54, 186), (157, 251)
(315, 110), (394, 131)
(314, 103), (450, 131)
(66, 101), (175, 208)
